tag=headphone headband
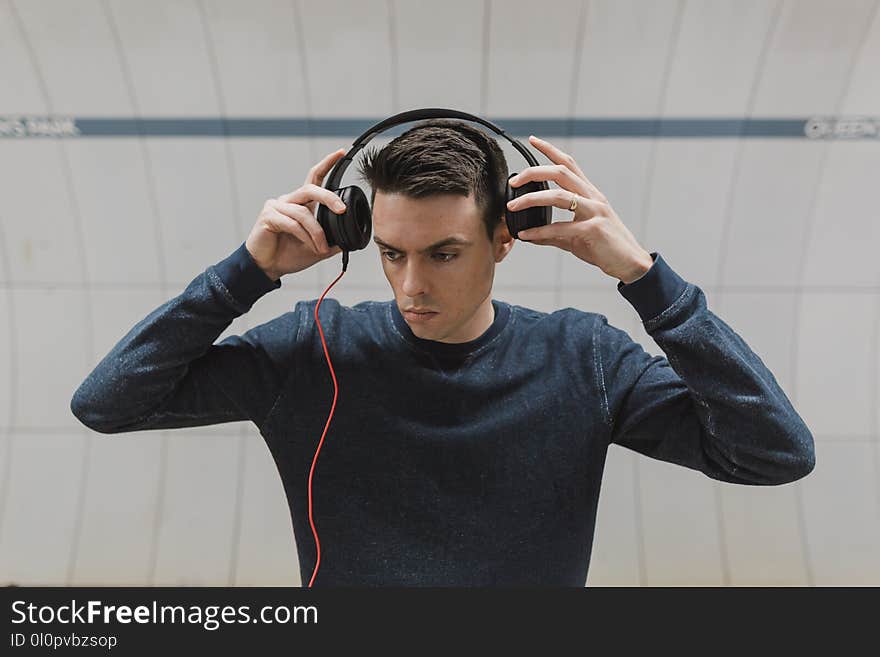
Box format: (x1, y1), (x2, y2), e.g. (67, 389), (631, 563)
(314, 107), (551, 259)
(324, 108), (540, 191)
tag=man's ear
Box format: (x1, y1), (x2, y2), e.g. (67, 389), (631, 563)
(493, 216), (515, 263)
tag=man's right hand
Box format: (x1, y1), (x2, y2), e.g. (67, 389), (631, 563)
(245, 148), (350, 281)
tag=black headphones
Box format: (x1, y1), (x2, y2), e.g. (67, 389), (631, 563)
(316, 108), (551, 263)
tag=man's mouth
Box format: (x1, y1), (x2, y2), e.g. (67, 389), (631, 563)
(403, 309), (439, 321)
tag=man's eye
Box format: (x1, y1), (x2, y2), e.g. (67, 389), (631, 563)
(381, 252), (457, 263)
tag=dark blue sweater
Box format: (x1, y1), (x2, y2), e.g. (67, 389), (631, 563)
(70, 243), (816, 586)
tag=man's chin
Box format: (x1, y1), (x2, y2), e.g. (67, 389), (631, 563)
(408, 321), (434, 334)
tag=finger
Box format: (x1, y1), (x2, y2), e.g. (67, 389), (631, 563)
(265, 208), (320, 254)
(507, 189), (606, 216)
(305, 148), (348, 187)
(509, 164), (590, 196)
(518, 223), (568, 247)
(519, 220), (587, 247)
(272, 200), (332, 253)
(527, 135), (587, 179)
(528, 136), (606, 201)
(278, 183), (347, 213)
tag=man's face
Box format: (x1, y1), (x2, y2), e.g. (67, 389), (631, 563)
(372, 190), (514, 343)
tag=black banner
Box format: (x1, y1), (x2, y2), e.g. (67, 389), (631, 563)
(1, 586), (873, 653)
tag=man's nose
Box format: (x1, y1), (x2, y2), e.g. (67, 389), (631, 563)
(400, 260), (429, 297)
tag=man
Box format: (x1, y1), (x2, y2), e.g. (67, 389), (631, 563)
(71, 119), (815, 586)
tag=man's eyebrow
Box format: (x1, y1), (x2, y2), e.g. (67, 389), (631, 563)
(372, 236), (473, 253)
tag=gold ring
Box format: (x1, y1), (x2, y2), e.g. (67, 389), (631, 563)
(569, 194), (578, 212)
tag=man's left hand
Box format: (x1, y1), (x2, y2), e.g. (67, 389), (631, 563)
(508, 135), (654, 284)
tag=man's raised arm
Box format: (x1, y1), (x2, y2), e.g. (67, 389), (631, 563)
(70, 242), (290, 434)
(598, 252), (815, 486)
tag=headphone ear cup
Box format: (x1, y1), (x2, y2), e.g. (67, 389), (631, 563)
(505, 173), (552, 239)
(316, 185), (372, 251)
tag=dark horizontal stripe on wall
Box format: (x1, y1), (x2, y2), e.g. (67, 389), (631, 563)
(4, 281), (880, 293)
(1, 116), (878, 139)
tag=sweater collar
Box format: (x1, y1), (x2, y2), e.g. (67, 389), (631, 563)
(388, 298), (511, 359)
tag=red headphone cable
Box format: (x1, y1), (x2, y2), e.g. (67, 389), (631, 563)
(307, 252), (348, 587)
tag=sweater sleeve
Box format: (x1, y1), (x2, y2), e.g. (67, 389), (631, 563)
(595, 252), (816, 486)
(70, 242), (298, 435)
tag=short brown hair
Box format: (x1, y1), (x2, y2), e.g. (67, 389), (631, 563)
(355, 119), (509, 242)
